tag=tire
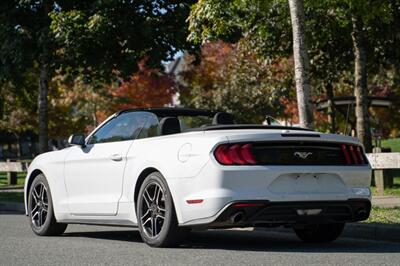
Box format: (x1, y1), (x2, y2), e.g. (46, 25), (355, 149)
(27, 174), (67, 236)
(136, 172), (189, 247)
(294, 223), (345, 243)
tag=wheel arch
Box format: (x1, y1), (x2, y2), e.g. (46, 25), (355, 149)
(133, 167), (182, 223)
(134, 167), (160, 207)
(24, 169), (44, 215)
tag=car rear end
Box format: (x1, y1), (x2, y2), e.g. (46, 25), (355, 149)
(177, 129), (371, 229)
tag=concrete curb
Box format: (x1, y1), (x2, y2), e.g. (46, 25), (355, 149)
(255, 222), (400, 242)
(0, 202), (25, 213)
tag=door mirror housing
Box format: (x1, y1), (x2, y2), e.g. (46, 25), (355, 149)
(68, 134), (86, 147)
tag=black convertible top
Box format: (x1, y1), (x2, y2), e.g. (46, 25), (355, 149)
(118, 107), (217, 117)
(189, 124), (314, 132)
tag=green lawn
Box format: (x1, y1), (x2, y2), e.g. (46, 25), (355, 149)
(0, 192), (24, 203)
(372, 176), (400, 197)
(365, 207), (400, 224)
(381, 138), (400, 152)
(0, 172), (26, 188)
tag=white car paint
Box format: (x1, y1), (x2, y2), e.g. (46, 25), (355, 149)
(24, 110), (372, 227)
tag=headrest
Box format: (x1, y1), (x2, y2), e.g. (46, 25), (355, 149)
(212, 112), (235, 125)
(160, 117), (181, 135)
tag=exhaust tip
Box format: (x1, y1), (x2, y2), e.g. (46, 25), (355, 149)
(356, 208), (367, 219)
(230, 211), (245, 223)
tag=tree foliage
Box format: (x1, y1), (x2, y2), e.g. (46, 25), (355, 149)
(187, 0), (400, 138)
(50, 0), (196, 79)
(180, 40), (293, 123)
(107, 60), (176, 115)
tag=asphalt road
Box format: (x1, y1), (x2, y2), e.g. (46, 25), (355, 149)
(1, 214), (400, 266)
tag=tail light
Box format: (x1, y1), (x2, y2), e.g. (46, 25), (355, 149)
(341, 144), (366, 165)
(214, 143), (257, 165)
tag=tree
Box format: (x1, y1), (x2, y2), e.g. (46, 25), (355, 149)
(351, 15), (371, 151)
(288, 0), (313, 128)
(180, 40), (292, 123)
(0, 0), (58, 153)
(187, 0), (399, 148)
(108, 60), (176, 113)
(188, 0), (314, 127)
(50, 1), (196, 79)
(1, 0), (195, 153)
(333, 0), (390, 151)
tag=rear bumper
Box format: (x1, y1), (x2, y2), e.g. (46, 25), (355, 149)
(204, 199), (371, 228)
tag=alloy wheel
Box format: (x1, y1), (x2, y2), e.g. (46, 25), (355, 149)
(30, 182), (48, 228)
(140, 182), (166, 238)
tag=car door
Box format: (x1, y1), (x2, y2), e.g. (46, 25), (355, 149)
(64, 111), (148, 216)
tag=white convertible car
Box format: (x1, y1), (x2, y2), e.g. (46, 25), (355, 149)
(24, 108), (371, 247)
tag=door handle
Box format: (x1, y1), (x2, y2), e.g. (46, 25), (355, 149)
(110, 154), (123, 161)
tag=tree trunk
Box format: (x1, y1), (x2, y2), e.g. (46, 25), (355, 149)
(351, 15), (372, 152)
(38, 62), (49, 153)
(288, 0), (314, 129)
(326, 80), (336, 133)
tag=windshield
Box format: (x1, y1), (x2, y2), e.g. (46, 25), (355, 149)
(178, 115), (214, 130)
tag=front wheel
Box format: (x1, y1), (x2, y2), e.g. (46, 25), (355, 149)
(27, 174), (67, 236)
(136, 172), (188, 247)
(294, 223), (345, 243)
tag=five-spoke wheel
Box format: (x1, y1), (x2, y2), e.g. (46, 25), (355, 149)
(27, 174), (67, 236)
(30, 182), (49, 228)
(140, 182), (166, 238)
(137, 172), (189, 247)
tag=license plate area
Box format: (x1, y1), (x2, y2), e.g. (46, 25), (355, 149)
(268, 173), (346, 194)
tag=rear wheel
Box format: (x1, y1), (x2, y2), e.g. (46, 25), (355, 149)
(136, 172), (188, 247)
(294, 223), (345, 243)
(28, 174), (67, 236)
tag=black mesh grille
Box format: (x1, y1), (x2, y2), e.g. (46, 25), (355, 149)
(252, 141), (365, 166)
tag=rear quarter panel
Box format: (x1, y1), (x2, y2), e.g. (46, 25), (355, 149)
(120, 131), (228, 221)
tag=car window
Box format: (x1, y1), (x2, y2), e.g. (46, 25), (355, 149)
(88, 112), (150, 144)
(137, 113), (160, 139)
(179, 115), (213, 131)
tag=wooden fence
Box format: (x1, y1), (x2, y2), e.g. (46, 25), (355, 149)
(0, 159), (29, 186)
(367, 152), (400, 196)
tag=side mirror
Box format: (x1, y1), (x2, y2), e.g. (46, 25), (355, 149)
(68, 134), (86, 147)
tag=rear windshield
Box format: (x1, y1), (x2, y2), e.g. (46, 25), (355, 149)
(177, 115), (213, 131)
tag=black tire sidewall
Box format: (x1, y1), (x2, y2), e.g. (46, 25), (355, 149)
(136, 172), (177, 247)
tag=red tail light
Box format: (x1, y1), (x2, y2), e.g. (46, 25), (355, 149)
(214, 143), (257, 165)
(356, 146), (365, 164)
(214, 144), (233, 165)
(241, 144), (257, 164)
(228, 144), (247, 164)
(341, 144), (366, 165)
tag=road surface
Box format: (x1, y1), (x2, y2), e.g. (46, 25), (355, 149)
(1, 214), (399, 265)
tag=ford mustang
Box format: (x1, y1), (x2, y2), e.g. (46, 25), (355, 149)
(24, 108), (371, 247)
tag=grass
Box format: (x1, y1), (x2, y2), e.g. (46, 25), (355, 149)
(365, 207), (400, 224)
(372, 176), (400, 197)
(0, 192), (24, 203)
(0, 172), (26, 188)
(381, 138), (400, 152)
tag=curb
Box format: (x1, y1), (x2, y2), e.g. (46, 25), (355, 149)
(0, 202), (25, 213)
(342, 222), (400, 242)
(255, 222), (400, 242)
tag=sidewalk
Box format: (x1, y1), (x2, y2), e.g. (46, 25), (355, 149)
(372, 196), (400, 208)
